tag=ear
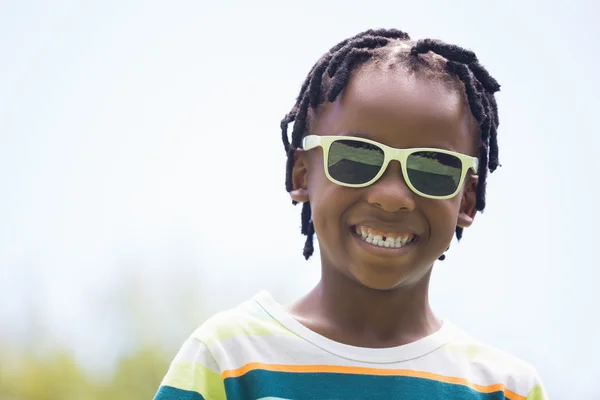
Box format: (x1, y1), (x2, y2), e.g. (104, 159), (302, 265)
(290, 149), (309, 203)
(457, 175), (478, 228)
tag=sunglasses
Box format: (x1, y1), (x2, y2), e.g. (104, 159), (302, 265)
(302, 135), (479, 199)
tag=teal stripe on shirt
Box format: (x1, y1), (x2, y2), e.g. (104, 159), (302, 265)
(224, 370), (511, 400)
(154, 385), (206, 400)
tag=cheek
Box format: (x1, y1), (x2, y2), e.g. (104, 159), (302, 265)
(438, 199), (462, 237)
(306, 155), (341, 208)
(422, 197), (461, 238)
(308, 179), (347, 224)
(306, 166), (354, 240)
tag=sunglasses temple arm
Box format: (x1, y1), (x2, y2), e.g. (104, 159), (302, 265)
(303, 135), (322, 151)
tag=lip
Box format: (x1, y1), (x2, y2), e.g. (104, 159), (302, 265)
(349, 226), (420, 258)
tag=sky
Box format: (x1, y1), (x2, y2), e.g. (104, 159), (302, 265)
(1, 0), (599, 398)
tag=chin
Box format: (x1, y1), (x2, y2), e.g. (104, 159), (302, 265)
(348, 261), (433, 291)
(351, 270), (413, 291)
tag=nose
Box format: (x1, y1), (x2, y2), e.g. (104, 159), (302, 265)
(366, 160), (416, 213)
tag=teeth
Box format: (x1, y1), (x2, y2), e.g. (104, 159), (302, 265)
(353, 226), (415, 249)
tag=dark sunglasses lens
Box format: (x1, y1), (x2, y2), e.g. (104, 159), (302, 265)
(406, 151), (462, 196)
(328, 140), (384, 184)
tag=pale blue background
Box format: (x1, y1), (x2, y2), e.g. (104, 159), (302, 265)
(1, 1), (598, 398)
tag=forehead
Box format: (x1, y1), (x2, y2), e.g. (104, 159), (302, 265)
(312, 64), (476, 154)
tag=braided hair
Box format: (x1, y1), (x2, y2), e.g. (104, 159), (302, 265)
(280, 29), (501, 260)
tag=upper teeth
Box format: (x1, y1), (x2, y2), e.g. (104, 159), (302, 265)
(354, 226), (415, 248)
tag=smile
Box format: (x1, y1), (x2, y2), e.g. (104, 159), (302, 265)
(353, 225), (417, 249)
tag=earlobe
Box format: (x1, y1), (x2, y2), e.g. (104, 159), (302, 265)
(290, 149), (309, 203)
(457, 175), (478, 228)
(290, 188), (309, 203)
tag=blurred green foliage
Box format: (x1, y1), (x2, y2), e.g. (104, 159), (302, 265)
(0, 345), (170, 400)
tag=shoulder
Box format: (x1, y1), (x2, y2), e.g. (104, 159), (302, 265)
(190, 291), (296, 348)
(440, 324), (547, 399)
(157, 292), (294, 399)
(442, 331), (537, 376)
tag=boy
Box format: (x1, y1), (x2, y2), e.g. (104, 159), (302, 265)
(154, 28), (548, 399)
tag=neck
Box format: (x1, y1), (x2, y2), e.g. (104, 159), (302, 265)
(291, 264), (440, 348)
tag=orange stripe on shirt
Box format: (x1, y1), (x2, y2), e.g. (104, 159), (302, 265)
(222, 363), (527, 400)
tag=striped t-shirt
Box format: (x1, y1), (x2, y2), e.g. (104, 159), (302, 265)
(154, 291), (547, 400)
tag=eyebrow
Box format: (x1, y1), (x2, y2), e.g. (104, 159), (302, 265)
(342, 131), (455, 151)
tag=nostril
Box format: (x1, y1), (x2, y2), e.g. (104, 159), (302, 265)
(366, 178), (416, 213)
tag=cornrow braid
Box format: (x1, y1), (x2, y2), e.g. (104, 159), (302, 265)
(327, 48), (374, 102)
(280, 29), (501, 261)
(327, 36), (390, 78)
(411, 39), (478, 65)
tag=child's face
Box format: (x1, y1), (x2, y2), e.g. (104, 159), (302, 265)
(291, 65), (478, 290)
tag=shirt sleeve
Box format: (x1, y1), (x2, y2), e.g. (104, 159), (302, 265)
(527, 370), (549, 400)
(153, 337), (226, 400)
